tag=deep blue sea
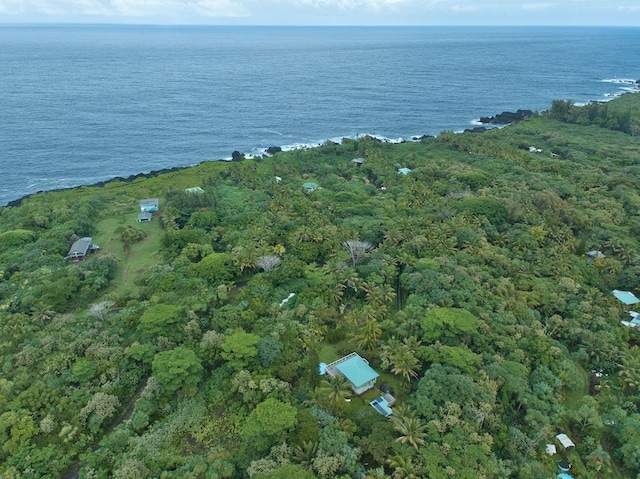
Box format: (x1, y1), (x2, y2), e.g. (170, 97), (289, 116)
(0, 25), (639, 206)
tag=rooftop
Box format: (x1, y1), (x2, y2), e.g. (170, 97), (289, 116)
(332, 353), (379, 388)
(555, 433), (575, 448)
(370, 396), (393, 417)
(613, 289), (640, 305)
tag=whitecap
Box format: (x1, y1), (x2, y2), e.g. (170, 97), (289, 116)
(601, 78), (637, 84)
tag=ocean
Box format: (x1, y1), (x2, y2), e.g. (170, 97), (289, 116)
(0, 25), (638, 206)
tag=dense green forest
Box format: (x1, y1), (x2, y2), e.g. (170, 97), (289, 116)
(1, 93), (640, 479)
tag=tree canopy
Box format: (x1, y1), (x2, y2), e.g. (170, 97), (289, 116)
(1, 94), (640, 478)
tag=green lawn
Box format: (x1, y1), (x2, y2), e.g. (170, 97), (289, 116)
(93, 214), (164, 297)
(318, 343), (341, 364)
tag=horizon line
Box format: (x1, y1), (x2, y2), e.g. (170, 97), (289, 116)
(1, 22), (639, 28)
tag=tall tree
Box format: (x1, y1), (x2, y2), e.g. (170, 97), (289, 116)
(152, 346), (203, 396)
(342, 240), (374, 267)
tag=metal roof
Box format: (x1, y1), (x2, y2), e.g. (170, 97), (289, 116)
(335, 355), (379, 388)
(555, 433), (575, 448)
(68, 237), (92, 257)
(613, 290), (640, 305)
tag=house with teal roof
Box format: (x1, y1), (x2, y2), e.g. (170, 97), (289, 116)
(325, 352), (379, 395)
(303, 182), (319, 193)
(613, 289), (640, 305)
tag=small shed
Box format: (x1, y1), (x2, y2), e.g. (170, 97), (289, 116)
(398, 167), (412, 175)
(326, 352), (379, 395)
(546, 444), (557, 455)
(555, 433), (575, 449)
(351, 158), (364, 166)
(139, 198), (159, 213)
(370, 396), (393, 417)
(613, 290), (640, 305)
(67, 237), (96, 261)
(137, 212), (153, 223)
(585, 250), (605, 260)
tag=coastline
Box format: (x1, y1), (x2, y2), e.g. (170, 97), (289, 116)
(4, 85), (639, 209)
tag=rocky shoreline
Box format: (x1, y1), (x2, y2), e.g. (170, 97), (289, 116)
(0, 106), (574, 208)
(5, 87), (639, 208)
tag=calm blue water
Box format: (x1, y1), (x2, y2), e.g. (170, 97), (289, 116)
(0, 25), (638, 205)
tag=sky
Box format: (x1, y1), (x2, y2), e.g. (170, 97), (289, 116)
(0, 0), (638, 26)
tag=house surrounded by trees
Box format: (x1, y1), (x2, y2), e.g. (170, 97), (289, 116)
(66, 237), (98, 261)
(325, 352), (379, 394)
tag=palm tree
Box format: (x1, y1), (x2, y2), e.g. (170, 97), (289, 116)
(363, 467), (390, 479)
(380, 338), (402, 370)
(618, 347), (640, 392)
(387, 452), (419, 479)
(293, 440), (318, 468)
(326, 282), (344, 304)
(315, 375), (353, 409)
(391, 403), (413, 423)
(402, 336), (422, 354)
(354, 319), (382, 351)
(379, 282), (397, 306)
(392, 416), (427, 451)
(390, 347), (421, 384)
(336, 267), (361, 294)
(30, 305), (56, 324)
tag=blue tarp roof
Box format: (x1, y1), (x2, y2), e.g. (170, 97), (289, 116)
(613, 290), (640, 305)
(335, 355), (379, 388)
(557, 473), (574, 479)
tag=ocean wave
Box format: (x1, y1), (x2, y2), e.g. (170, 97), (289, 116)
(601, 78), (638, 84)
(247, 133), (407, 159)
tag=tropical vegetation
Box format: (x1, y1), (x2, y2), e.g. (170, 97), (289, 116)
(1, 93), (640, 478)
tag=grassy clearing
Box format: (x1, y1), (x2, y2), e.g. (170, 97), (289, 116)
(93, 214), (164, 297)
(318, 343), (340, 364)
(563, 363), (590, 411)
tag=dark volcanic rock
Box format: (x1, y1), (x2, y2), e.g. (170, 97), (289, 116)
(5, 165), (192, 207)
(412, 134), (435, 141)
(231, 150), (245, 161)
(479, 109), (533, 125)
(464, 126), (489, 134)
(266, 146), (282, 155)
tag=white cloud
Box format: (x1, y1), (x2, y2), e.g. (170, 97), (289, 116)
(280, 0), (409, 11)
(0, 0), (637, 24)
(0, 0), (250, 17)
(615, 5), (640, 11)
(522, 3), (553, 11)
